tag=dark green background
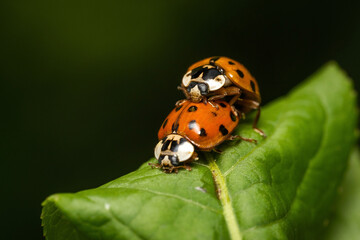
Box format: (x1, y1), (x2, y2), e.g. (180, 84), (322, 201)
(1, 0), (359, 239)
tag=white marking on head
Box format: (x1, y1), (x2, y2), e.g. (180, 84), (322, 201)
(182, 71), (192, 87)
(154, 139), (163, 159)
(176, 138), (195, 162)
(206, 74), (226, 91)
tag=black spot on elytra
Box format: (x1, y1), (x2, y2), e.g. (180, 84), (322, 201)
(188, 120), (197, 130)
(219, 125), (229, 136)
(175, 105), (183, 112)
(220, 102), (226, 108)
(162, 119), (168, 128)
(230, 112), (237, 122)
(209, 56), (220, 65)
(250, 80), (256, 92)
(188, 106), (198, 112)
(199, 128), (207, 136)
(236, 69), (244, 78)
(211, 112), (217, 117)
(228, 61), (235, 65)
(172, 122), (179, 132)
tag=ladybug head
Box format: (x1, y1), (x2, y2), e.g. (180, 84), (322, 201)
(186, 81), (209, 102)
(154, 134), (195, 169)
(182, 65), (228, 102)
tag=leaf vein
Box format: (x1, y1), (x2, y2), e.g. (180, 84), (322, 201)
(115, 186), (221, 214)
(244, 99), (328, 232)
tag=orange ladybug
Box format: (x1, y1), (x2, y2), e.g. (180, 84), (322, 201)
(151, 100), (255, 173)
(179, 56), (265, 136)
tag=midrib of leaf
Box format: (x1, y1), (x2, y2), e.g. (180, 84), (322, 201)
(206, 152), (242, 240)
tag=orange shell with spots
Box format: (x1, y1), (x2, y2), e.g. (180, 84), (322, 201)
(187, 56), (261, 103)
(158, 100), (239, 150)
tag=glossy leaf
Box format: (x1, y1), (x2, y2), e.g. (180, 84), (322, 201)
(41, 62), (357, 240)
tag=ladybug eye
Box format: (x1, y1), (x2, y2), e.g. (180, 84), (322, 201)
(206, 75), (225, 91)
(182, 71), (192, 87)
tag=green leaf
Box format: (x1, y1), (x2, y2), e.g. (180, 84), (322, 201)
(41, 62), (357, 240)
(323, 148), (360, 240)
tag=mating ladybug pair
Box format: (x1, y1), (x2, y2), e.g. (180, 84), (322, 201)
(150, 56), (265, 173)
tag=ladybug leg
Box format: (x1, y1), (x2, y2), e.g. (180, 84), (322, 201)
(169, 165), (192, 172)
(162, 166), (174, 173)
(176, 85), (191, 106)
(208, 86), (241, 102)
(229, 135), (257, 144)
(177, 164), (192, 171)
(208, 87), (241, 111)
(228, 92), (240, 105)
(207, 94), (226, 101)
(192, 152), (199, 161)
(208, 101), (219, 110)
(177, 85), (191, 100)
(231, 105), (240, 117)
(175, 99), (187, 107)
(213, 148), (223, 154)
(242, 112), (246, 119)
(236, 99), (266, 138)
(234, 108), (246, 120)
(149, 162), (191, 173)
(202, 96), (211, 106)
(148, 162), (161, 169)
(183, 165), (192, 171)
(252, 108), (266, 137)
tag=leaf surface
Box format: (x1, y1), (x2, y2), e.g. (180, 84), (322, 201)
(42, 63), (357, 240)
(323, 148), (360, 240)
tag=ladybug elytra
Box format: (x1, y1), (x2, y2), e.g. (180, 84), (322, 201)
(151, 100), (255, 173)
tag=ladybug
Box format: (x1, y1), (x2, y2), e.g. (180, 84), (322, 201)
(178, 56), (265, 136)
(150, 100), (255, 173)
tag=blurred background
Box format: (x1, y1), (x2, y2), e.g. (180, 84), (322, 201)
(1, 0), (359, 239)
